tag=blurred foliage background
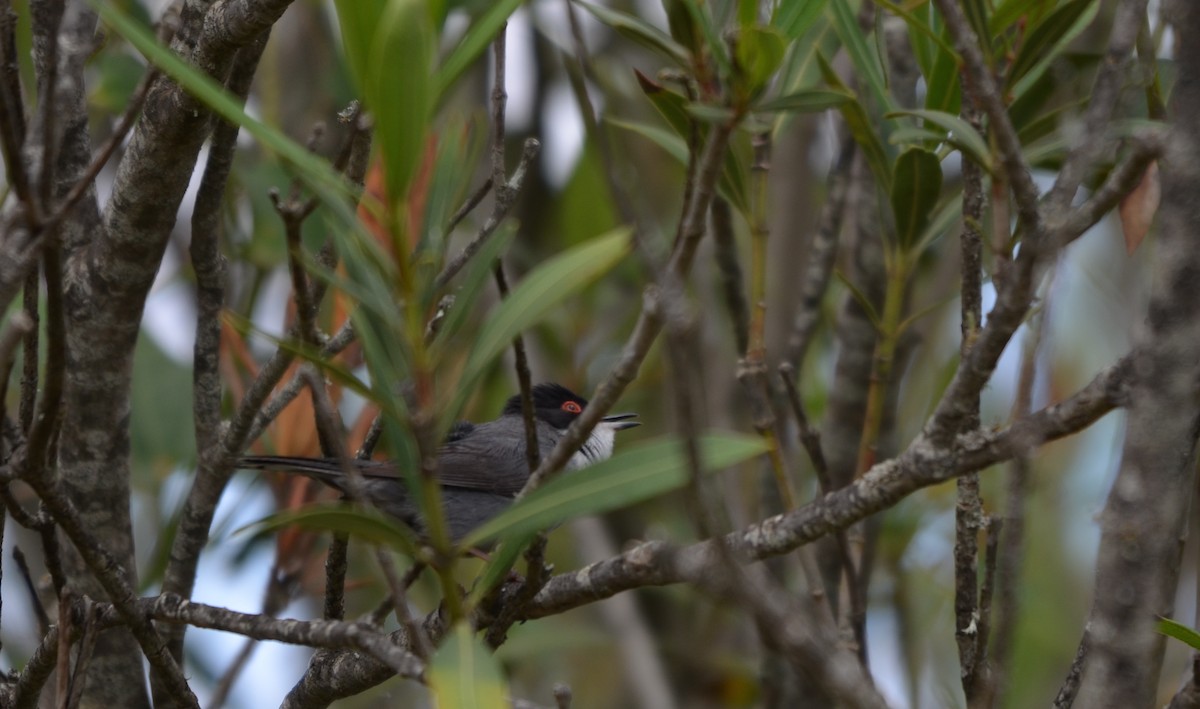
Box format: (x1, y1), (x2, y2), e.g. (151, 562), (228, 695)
(0, 0), (1181, 706)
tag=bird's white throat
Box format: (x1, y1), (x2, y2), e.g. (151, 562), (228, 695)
(566, 423), (618, 470)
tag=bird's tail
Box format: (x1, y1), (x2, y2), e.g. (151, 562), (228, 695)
(238, 455), (350, 488)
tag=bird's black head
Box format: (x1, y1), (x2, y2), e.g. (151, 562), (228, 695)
(503, 383), (588, 429)
(502, 383), (640, 433)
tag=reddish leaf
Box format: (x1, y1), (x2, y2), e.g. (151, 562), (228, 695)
(1119, 161), (1160, 254)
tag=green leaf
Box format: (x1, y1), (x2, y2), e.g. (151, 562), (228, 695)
(429, 623), (509, 709)
(734, 26), (787, 97)
(421, 118), (486, 258)
(888, 109), (992, 173)
(1159, 618), (1200, 651)
(818, 54), (891, 188)
(222, 310), (393, 419)
(467, 531), (536, 606)
(635, 69), (692, 138)
(244, 504), (419, 556)
(772, 0), (828, 39)
(681, 0), (732, 76)
(610, 118), (688, 163)
(432, 223), (517, 351)
(756, 87), (851, 114)
(332, 0), (386, 105)
(663, 0), (702, 52)
(336, 0), (434, 202)
(436, 0), (523, 97)
(686, 103), (737, 124)
(577, 1), (690, 66)
(1008, 0), (1099, 100)
(922, 13), (961, 114)
(990, 0), (1048, 35)
(460, 433), (769, 549)
(827, 0), (891, 113)
(874, 0), (957, 65)
(449, 228), (633, 421)
(911, 190), (964, 255)
(608, 118), (749, 216)
(834, 269), (882, 330)
(891, 147), (943, 251)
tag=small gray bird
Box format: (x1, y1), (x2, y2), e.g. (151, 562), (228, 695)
(239, 383), (639, 542)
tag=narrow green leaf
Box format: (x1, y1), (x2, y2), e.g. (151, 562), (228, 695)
(911, 189), (964, 255)
(961, 0), (990, 56)
(332, 0), (386, 100)
(636, 69), (693, 138)
(1016, 96), (1087, 146)
(460, 434), (770, 549)
(686, 103), (737, 124)
(663, 0), (702, 52)
(1021, 133), (1068, 168)
(772, 18), (838, 135)
(431, 223), (517, 354)
(450, 228), (633, 420)
(818, 54), (892, 188)
(682, 0), (732, 75)
(355, 0), (434, 201)
(466, 531), (536, 606)
(827, 0), (891, 113)
(609, 118), (688, 163)
(990, 0), (1047, 35)
(1159, 617), (1200, 651)
(429, 623), (509, 709)
(734, 26), (787, 97)
(756, 88), (851, 114)
(608, 117), (749, 216)
(1008, 0), (1099, 100)
(834, 270), (882, 330)
(888, 109), (992, 173)
(436, 0), (523, 97)
(737, 0), (756, 27)
(874, 0), (957, 63)
(422, 118), (486, 258)
(922, 13), (961, 115)
(891, 147), (943, 250)
(577, 1), (690, 66)
(244, 504), (419, 556)
(773, 0), (828, 39)
(222, 310), (399, 421)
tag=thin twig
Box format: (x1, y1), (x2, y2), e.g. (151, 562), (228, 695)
(435, 138), (539, 289)
(954, 99), (987, 703)
(12, 545), (50, 634)
(11, 624), (58, 709)
(17, 468), (199, 707)
(1053, 627), (1090, 708)
(301, 368), (432, 659)
(784, 135), (856, 371)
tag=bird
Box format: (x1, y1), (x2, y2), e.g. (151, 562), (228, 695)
(239, 383), (640, 543)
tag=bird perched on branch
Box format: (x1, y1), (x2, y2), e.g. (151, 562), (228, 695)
(240, 383), (639, 542)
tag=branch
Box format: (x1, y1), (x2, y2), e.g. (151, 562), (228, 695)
(90, 593), (424, 679)
(522, 357), (1131, 619)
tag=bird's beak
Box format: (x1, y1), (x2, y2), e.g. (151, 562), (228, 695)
(602, 412), (640, 431)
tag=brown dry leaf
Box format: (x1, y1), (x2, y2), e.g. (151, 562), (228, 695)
(1119, 161), (1160, 254)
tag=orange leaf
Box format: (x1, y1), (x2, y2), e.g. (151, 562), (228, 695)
(1119, 161), (1160, 254)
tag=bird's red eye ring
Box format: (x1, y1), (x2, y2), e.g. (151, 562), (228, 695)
(562, 401), (583, 414)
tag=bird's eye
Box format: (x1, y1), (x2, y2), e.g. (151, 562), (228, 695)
(562, 401), (583, 414)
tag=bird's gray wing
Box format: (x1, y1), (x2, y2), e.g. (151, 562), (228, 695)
(432, 417), (558, 496)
